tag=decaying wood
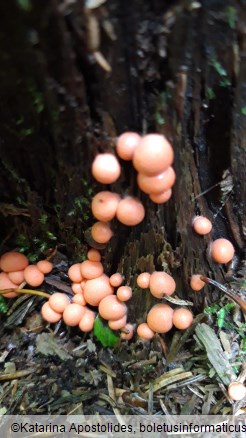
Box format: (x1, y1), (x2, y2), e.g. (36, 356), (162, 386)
(0, 0), (245, 318)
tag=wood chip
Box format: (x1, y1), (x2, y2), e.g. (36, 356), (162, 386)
(99, 365), (116, 378)
(0, 369), (35, 381)
(164, 295), (194, 306)
(195, 323), (237, 385)
(144, 368), (193, 393)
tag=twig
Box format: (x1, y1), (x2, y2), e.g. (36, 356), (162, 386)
(200, 276), (246, 313)
(0, 288), (50, 299)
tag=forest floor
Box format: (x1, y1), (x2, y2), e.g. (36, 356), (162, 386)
(0, 0), (245, 418)
(0, 250), (245, 416)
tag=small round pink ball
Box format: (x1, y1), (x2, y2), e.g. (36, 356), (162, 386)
(116, 132), (141, 160)
(116, 197), (145, 226)
(92, 153), (121, 184)
(192, 216), (212, 235)
(133, 134), (174, 175)
(209, 238), (235, 264)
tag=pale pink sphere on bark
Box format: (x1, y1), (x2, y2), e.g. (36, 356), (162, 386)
(72, 293), (87, 307)
(91, 221), (113, 244)
(147, 304), (174, 333)
(133, 134), (174, 175)
(108, 315), (127, 330)
(137, 323), (155, 340)
(137, 166), (176, 194)
(228, 382), (246, 401)
(149, 271), (176, 298)
(116, 197), (145, 226)
(41, 302), (62, 323)
(83, 274), (114, 306)
(137, 272), (151, 289)
(80, 260), (104, 279)
(79, 311), (95, 332)
(24, 265), (44, 287)
(0, 251), (29, 272)
(120, 323), (134, 340)
(49, 293), (70, 313)
(63, 303), (86, 326)
(68, 263), (83, 283)
(190, 275), (205, 291)
(8, 270), (25, 285)
(116, 285), (132, 301)
(87, 248), (101, 262)
(209, 238), (235, 264)
(91, 191), (121, 222)
(192, 216), (212, 235)
(116, 132), (141, 160)
(98, 295), (127, 320)
(172, 308), (193, 330)
(149, 188), (172, 204)
(109, 273), (124, 287)
(0, 272), (18, 298)
(92, 153), (121, 184)
(37, 260), (53, 274)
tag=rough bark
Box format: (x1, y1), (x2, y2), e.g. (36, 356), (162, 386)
(0, 0), (245, 323)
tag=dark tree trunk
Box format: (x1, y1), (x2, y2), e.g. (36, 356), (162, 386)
(0, 0), (245, 324)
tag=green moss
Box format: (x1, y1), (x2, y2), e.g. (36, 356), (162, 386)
(226, 6), (237, 29)
(155, 112), (165, 125)
(206, 87), (216, 100)
(237, 323), (246, 338)
(16, 234), (32, 253)
(15, 116), (34, 138)
(28, 83), (44, 114)
(241, 106), (246, 116)
(216, 303), (235, 329)
(67, 181), (94, 223)
(211, 57), (227, 77)
(241, 336), (246, 352)
(19, 127), (34, 137)
(45, 231), (57, 241)
(15, 221), (58, 261)
(0, 296), (8, 314)
(16, 0), (32, 12)
(210, 55), (231, 87)
(204, 302), (235, 329)
(39, 214), (48, 225)
(155, 92), (171, 127)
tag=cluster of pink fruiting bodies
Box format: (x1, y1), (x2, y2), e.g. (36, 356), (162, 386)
(0, 252), (52, 298)
(71, 131), (192, 339)
(0, 133), (178, 340)
(0, 133), (243, 401)
(90, 132), (176, 243)
(44, 250), (133, 338)
(0, 133), (236, 341)
(40, 132), (180, 339)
